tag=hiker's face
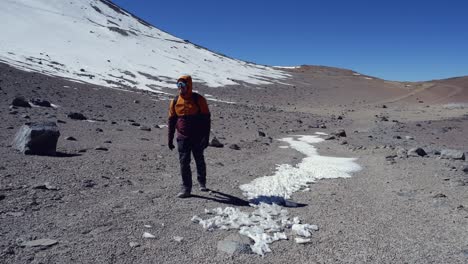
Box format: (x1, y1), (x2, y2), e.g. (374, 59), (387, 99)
(177, 81), (188, 95)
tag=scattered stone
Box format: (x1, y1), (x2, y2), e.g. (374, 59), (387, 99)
(217, 234), (252, 255)
(393, 135), (402, 139)
(142, 232), (156, 239)
(66, 136), (77, 141)
(95, 146), (108, 151)
(11, 96), (31, 107)
(82, 180), (96, 188)
(96, 128), (103, 132)
(173, 236), (184, 242)
(325, 135), (336, 140)
(433, 193), (447, 198)
(104, 105), (113, 108)
(462, 164), (468, 174)
(209, 137), (224, 148)
(21, 239), (58, 248)
(332, 129), (346, 137)
(295, 237), (312, 244)
(131, 122), (141, 127)
(33, 182), (59, 191)
(22, 114), (30, 119)
(140, 126), (151, 131)
(408, 147), (427, 157)
(382, 105), (387, 108)
(12, 122), (60, 156)
(440, 149), (465, 160)
(379, 116), (389, 122)
(57, 120), (66, 124)
(258, 131), (266, 137)
(129, 242), (140, 248)
(6, 212), (24, 217)
(229, 144), (241, 150)
(340, 140), (348, 145)
(134, 100), (140, 104)
(104, 140), (112, 144)
(405, 136), (414, 140)
(396, 147), (407, 158)
(78, 149), (87, 153)
(337, 116), (343, 120)
(319, 124), (327, 129)
(67, 112), (87, 120)
(0, 194), (5, 201)
(30, 99), (51, 107)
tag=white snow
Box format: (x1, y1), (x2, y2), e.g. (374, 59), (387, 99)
(0, 0), (290, 92)
(314, 132), (328, 135)
(193, 134), (361, 255)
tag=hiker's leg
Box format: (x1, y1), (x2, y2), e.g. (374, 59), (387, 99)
(177, 138), (192, 193)
(192, 143), (206, 187)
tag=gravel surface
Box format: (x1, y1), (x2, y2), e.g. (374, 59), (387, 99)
(1, 63), (467, 263)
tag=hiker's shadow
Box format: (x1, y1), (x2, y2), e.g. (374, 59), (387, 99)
(191, 190), (250, 207)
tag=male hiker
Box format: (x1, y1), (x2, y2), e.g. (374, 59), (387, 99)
(168, 75), (211, 198)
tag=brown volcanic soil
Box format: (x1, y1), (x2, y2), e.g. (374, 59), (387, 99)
(1, 63), (468, 263)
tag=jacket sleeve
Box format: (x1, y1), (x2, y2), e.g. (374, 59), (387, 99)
(198, 96), (211, 139)
(168, 99), (177, 142)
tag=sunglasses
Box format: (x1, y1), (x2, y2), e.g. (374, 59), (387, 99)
(177, 82), (187, 88)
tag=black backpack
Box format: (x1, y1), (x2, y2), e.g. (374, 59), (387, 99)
(172, 93), (201, 116)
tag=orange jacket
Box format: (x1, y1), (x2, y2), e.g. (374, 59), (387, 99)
(168, 75), (211, 141)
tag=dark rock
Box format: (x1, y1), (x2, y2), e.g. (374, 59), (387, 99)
(209, 137), (224, 148)
(66, 136), (77, 141)
(78, 149), (87, 153)
(319, 124), (327, 129)
(12, 122), (60, 156)
(0, 194), (5, 201)
(408, 147), (427, 157)
(22, 114), (30, 119)
(440, 149), (464, 160)
(393, 135), (402, 139)
(140, 126), (151, 131)
(82, 180), (96, 188)
(96, 128), (103, 132)
(134, 100), (140, 104)
(57, 120), (66, 124)
(67, 112), (87, 120)
(433, 193), (447, 198)
(462, 164), (468, 174)
(104, 105), (112, 108)
(258, 131), (266, 137)
(229, 144), (241, 150)
(30, 99), (51, 107)
(340, 140), (348, 145)
(382, 105), (387, 108)
(332, 129), (346, 137)
(131, 122), (141, 127)
(325, 135), (336, 140)
(337, 116), (343, 120)
(11, 96), (31, 108)
(95, 146), (108, 151)
(33, 182), (59, 191)
(104, 140), (112, 144)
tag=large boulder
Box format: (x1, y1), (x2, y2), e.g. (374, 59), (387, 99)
(11, 96), (31, 108)
(12, 122), (60, 155)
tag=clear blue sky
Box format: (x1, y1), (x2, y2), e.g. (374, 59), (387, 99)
(112, 0), (468, 81)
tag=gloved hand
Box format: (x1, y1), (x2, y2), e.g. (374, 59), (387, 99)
(168, 141), (175, 151)
(201, 137), (209, 149)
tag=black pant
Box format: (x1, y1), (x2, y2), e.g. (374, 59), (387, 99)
(177, 138), (206, 193)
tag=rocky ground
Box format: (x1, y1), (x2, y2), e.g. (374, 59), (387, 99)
(1, 62), (467, 263)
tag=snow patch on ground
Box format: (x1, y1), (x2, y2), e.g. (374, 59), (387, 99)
(193, 135), (361, 255)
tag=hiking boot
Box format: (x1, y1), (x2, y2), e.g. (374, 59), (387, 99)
(199, 185), (208, 192)
(176, 192), (191, 198)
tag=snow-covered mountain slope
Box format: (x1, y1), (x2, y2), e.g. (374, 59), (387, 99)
(0, 0), (290, 92)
